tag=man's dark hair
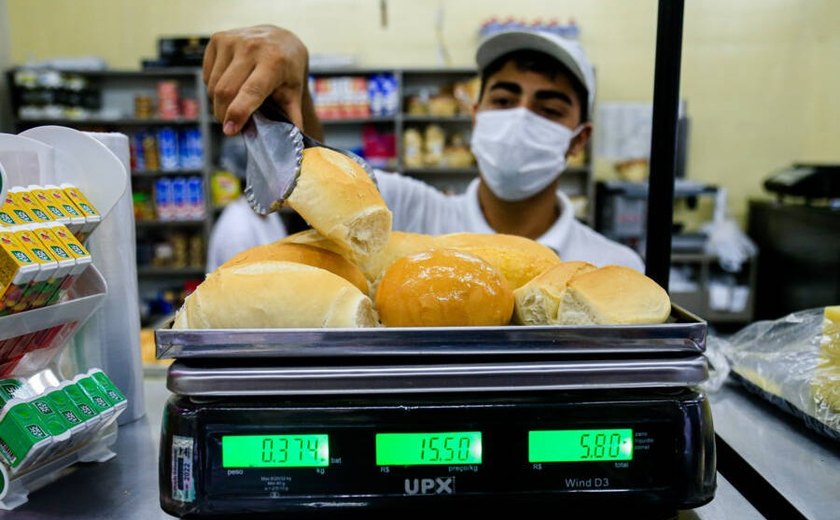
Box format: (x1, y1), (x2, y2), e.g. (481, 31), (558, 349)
(478, 49), (589, 123)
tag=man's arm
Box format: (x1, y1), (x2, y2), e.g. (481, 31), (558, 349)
(203, 25), (311, 135)
(301, 72), (324, 141)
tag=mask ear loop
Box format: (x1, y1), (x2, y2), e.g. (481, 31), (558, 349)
(564, 125), (585, 157)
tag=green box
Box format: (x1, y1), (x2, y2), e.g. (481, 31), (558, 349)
(74, 376), (117, 432)
(43, 389), (88, 449)
(0, 400), (53, 470)
(0, 378), (31, 406)
(88, 369), (127, 410)
(62, 382), (101, 422)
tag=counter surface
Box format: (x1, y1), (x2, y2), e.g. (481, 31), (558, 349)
(2, 377), (764, 519)
(710, 380), (840, 520)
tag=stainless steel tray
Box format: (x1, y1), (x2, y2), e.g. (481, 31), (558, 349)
(166, 356), (709, 396)
(156, 304), (706, 360)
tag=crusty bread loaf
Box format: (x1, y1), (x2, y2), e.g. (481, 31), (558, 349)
(355, 231), (440, 283)
(436, 232), (562, 290)
(172, 260), (378, 329)
(218, 242), (369, 295)
(375, 248), (514, 327)
(513, 261), (597, 325)
(280, 228), (348, 255)
(556, 265), (671, 325)
(284, 147), (392, 257)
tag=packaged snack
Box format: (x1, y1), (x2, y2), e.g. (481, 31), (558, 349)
(41, 388), (88, 451)
(0, 230), (38, 315)
(0, 378), (33, 406)
(10, 225), (60, 312)
(0, 399), (53, 471)
(44, 222), (92, 305)
(60, 380), (102, 443)
(59, 183), (101, 241)
(8, 187), (53, 224)
(73, 374), (117, 430)
(28, 185), (70, 225)
(39, 185), (87, 238)
(88, 369), (128, 414)
(31, 224), (75, 306)
(2, 193), (37, 226)
(29, 392), (74, 456)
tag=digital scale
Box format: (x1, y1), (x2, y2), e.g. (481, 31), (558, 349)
(155, 306), (716, 518)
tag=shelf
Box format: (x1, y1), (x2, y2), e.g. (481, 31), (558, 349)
(402, 167), (478, 176)
(133, 169), (205, 178)
(321, 116), (396, 125)
(137, 266), (206, 277)
(16, 117), (200, 126)
(135, 219), (206, 228)
(402, 114), (472, 123)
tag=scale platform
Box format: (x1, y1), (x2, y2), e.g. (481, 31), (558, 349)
(156, 305), (716, 518)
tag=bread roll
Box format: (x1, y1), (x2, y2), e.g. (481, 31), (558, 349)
(280, 228), (348, 256)
(513, 261), (597, 325)
(375, 248), (514, 327)
(219, 242), (369, 295)
(355, 231), (439, 283)
(172, 261), (378, 329)
(436, 232), (561, 290)
(556, 265), (671, 325)
(285, 147), (392, 257)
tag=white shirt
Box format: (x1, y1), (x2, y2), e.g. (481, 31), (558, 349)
(206, 196), (288, 271)
(375, 171), (645, 271)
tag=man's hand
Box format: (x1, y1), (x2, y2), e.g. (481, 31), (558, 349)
(203, 25), (309, 136)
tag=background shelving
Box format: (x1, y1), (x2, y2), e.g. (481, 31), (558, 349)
(6, 65), (597, 323)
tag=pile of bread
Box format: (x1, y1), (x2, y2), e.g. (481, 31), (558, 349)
(173, 147), (671, 329)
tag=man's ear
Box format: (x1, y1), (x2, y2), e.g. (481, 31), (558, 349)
(567, 122), (592, 157)
(471, 101), (479, 126)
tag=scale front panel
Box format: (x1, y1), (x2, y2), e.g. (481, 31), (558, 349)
(160, 389), (715, 517)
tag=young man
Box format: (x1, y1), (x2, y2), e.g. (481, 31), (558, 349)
(203, 25), (643, 270)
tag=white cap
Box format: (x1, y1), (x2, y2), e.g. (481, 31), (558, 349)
(476, 29), (595, 119)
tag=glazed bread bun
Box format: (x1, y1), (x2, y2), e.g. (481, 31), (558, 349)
(436, 232), (562, 290)
(375, 248), (514, 327)
(285, 147), (392, 257)
(172, 261), (378, 329)
(513, 261), (597, 325)
(557, 265), (671, 325)
(218, 242), (369, 295)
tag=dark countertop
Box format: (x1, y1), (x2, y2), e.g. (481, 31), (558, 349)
(3, 377), (769, 519)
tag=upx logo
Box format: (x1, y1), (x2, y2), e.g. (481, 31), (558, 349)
(403, 477), (454, 495)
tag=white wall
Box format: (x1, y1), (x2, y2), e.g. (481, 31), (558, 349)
(0, 0), (12, 132)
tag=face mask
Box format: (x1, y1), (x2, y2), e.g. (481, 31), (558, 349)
(470, 107), (581, 202)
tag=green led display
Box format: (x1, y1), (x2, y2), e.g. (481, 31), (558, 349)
(529, 429), (633, 462)
(222, 434), (329, 468)
(376, 432), (482, 466)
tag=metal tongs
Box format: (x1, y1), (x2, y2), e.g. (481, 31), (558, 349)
(241, 100), (378, 215)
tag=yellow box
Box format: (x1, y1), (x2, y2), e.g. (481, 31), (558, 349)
(28, 185), (70, 225)
(59, 184), (100, 241)
(8, 187), (53, 224)
(40, 185), (87, 238)
(2, 193), (37, 226)
(11, 226), (60, 312)
(30, 225), (75, 307)
(0, 230), (39, 315)
(47, 223), (92, 278)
